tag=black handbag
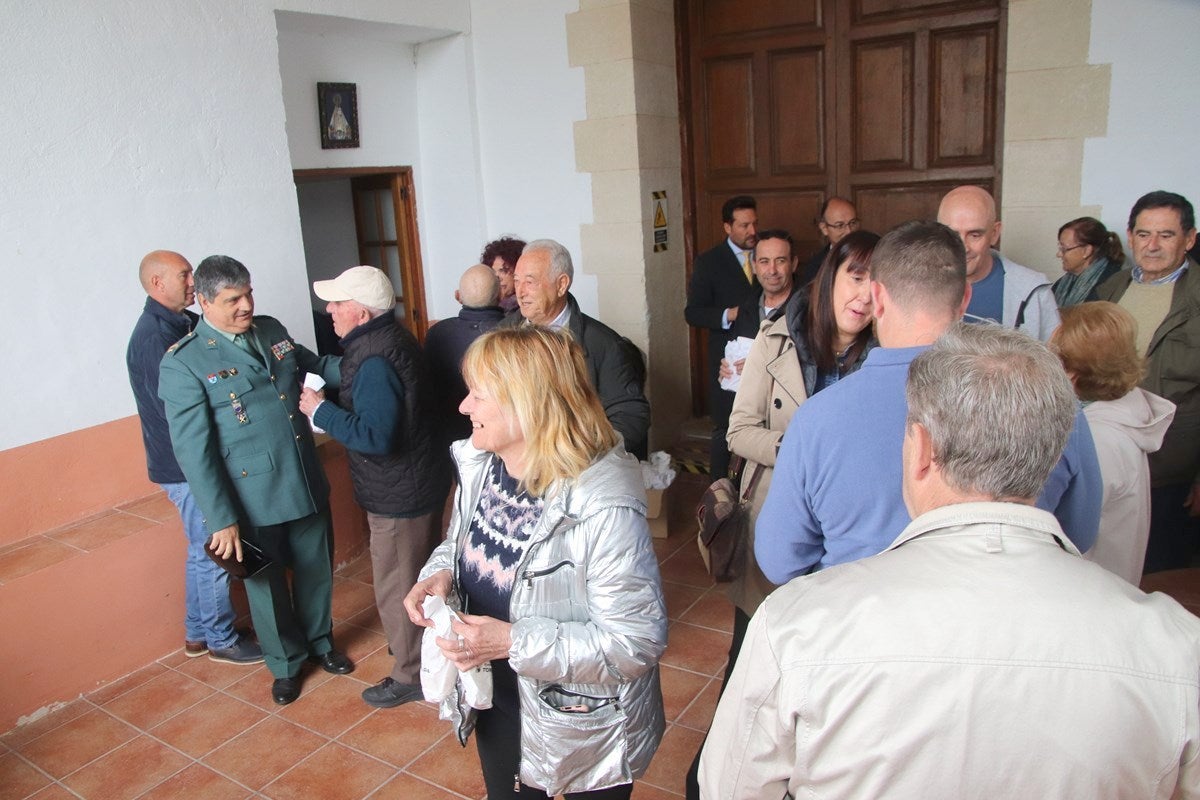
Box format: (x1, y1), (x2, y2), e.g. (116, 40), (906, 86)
(696, 462), (763, 583)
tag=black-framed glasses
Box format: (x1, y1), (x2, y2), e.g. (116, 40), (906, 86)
(1056, 244), (1085, 255)
(823, 219), (860, 232)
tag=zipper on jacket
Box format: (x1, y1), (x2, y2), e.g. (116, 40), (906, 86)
(523, 560), (575, 587)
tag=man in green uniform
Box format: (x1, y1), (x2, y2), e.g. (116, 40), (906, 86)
(159, 255), (353, 705)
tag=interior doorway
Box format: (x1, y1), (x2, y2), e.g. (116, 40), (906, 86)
(293, 167), (429, 343)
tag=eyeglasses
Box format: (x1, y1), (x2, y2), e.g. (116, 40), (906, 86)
(1056, 244), (1085, 255)
(823, 218), (861, 232)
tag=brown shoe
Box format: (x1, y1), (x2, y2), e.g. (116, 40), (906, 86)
(184, 640), (208, 658)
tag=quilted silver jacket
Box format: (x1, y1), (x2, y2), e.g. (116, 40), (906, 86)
(419, 440), (667, 795)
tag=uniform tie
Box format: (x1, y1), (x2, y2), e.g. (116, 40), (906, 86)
(743, 251), (753, 284)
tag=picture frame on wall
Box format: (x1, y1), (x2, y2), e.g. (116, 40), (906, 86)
(318, 82), (359, 149)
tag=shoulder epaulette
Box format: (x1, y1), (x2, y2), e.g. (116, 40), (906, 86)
(165, 330), (197, 356)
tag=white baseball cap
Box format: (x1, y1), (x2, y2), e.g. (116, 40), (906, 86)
(313, 266), (395, 311)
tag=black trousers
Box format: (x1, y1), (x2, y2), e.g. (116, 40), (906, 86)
(1144, 483), (1200, 574)
(474, 660), (634, 800)
(684, 606), (753, 800)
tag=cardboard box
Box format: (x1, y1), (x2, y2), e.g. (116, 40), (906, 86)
(645, 488), (663, 519)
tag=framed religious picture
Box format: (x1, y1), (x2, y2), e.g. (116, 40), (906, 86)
(317, 82), (359, 149)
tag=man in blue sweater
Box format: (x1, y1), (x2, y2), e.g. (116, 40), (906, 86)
(755, 222), (1102, 585)
(300, 266), (451, 708)
(126, 250), (262, 664)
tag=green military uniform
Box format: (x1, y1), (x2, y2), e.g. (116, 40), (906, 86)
(159, 315), (341, 679)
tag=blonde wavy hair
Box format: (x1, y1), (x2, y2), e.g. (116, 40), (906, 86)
(461, 326), (619, 496)
(1051, 301), (1145, 402)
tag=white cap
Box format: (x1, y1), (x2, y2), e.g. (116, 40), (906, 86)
(313, 266), (395, 311)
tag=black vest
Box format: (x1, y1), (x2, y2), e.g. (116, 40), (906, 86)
(339, 314), (450, 515)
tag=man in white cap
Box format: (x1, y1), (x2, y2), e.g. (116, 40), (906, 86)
(300, 266), (451, 708)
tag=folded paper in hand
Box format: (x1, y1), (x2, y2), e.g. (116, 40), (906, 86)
(719, 337), (755, 392)
(304, 373), (326, 433)
(419, 595), (493, 709)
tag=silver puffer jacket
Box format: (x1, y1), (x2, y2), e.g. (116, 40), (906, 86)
(419, 440), (667, 796)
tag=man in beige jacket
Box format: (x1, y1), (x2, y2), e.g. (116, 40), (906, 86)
(700, 323), (1200, 799)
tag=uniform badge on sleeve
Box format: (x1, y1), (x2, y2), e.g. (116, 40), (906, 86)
(271, 340), (295, 361)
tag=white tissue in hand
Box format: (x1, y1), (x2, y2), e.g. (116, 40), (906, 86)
(304, 372), (326, 433)
(719, 337), (755, 392)
(418, 595), (493, 709)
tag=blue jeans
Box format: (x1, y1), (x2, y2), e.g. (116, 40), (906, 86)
(161, 482), (237, 649)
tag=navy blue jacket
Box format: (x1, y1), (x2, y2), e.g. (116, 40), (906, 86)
(126, 297), (198, 483)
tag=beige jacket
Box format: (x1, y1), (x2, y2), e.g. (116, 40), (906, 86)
(699, 502), (1200, 799)
(724, 314), (807, 614)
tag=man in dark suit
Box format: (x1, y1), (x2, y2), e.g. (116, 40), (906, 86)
(797, 196), (860, 286)
(159, 255), (352, 706)
(685, 195), (758, 479)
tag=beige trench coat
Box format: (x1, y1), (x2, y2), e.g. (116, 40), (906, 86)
(724, 314), (808, 614)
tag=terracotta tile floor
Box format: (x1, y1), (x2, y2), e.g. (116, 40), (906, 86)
(0, 473), (723, 799)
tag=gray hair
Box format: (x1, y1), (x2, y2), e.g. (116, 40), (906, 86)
(523, 239), (574, 284)
(871, 220), (966, 315)
(194, 255), (250, 301)
(906, 322), (1076, 501)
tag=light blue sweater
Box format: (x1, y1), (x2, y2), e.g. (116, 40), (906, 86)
(755, 345), (1102, 585)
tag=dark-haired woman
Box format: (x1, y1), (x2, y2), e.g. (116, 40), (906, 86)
(1052, 216), (1126, 307)
(480, 236), (525, 313)
(723, 229), (880, 645)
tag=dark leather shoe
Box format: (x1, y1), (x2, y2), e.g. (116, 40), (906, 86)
(272, 677), (300, 705)
(312, 649), (355, 675)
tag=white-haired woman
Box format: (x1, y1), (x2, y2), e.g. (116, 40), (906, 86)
(404, 326), (666, 800)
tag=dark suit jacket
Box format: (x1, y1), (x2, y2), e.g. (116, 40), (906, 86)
(158, 316), (341, 532)
(685, 240), (755, 418)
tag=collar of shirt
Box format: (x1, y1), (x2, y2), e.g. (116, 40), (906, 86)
(726, 237), (751, 261)
(203, 316), (252, 342)
(547, 302), (572, 330)
(1132, 261), (1188, 285)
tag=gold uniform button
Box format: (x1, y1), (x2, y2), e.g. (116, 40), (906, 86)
(289, 414), (295, 420)
(229, 392), (236, 399)
(270, 375), (276, 382)
(241, 469), (248, 477)
(294, 434), (301, 440)
(279, 394), (286, 401)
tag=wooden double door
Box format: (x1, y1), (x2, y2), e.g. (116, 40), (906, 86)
(680, 0), (1007, 410)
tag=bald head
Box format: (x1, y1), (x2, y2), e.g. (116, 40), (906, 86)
(819, 197), (860, 245)
(937, 185), (1002, 282)
(139, 250), (195, 313)
(459, 263), (500, 308)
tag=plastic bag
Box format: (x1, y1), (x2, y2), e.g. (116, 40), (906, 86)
(419, 595), (493, 709)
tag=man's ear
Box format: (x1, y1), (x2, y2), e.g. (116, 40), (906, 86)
(870, 280), (886, 319)
(957, 281), (973, 319)
(555, 273), (571, 298)
(910, 422), (933, 476)
(989, 219), (1003, 248)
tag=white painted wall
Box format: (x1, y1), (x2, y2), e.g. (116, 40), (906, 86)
(468, 0), (596, 312)
(277, 29), (421, 170)
(1083, 0), (1200, 243)
(0, 1), (309, 451)
(0, 0), (591, 452)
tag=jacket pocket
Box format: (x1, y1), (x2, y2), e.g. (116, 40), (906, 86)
(528, 682), (631, 791)
(225, 450), (274, 480)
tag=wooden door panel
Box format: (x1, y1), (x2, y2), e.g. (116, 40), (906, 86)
(769, 49), (826, 175)
(681, 0), (1004, 416)
(855, 178), (993, 232)
(855, 0), (994, 22)
(703, 56), (756, 176)
(701, 0), (820, 37)
(929, 25), (997, 166)
(852, 36), (915, 170)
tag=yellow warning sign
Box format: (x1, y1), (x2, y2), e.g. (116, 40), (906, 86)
(652, 190), (668, 252)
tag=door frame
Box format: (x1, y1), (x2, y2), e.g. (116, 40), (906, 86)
(293, 166), (429, 340)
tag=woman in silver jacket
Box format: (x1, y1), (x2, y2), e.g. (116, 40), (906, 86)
(403, 326), (666, 800)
